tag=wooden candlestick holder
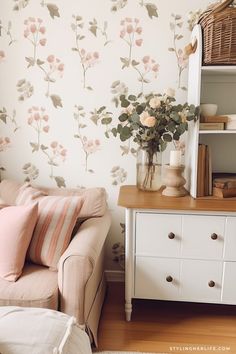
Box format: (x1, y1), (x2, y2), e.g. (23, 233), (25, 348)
(162, 164), (187, 197)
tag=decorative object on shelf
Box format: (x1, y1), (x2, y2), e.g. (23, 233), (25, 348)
(199, 122), (225, 130)
(109, 90), (199, 191)
(162, 164), (187, 197)
(200, 103), (218, 117)
(169, 150), (182, 167)
(136, 148), (162, 191)
(200, 115), (229, 123)
(198, 0), (236, 65)
(225, 114), (236, 130)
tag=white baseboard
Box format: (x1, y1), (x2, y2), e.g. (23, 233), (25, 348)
(105, 270), (125, 282)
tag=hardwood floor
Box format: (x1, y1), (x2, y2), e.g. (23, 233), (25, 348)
(96, 282), (236, 353)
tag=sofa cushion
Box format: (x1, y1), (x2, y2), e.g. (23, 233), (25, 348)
(16, 184), (84, 268)
(0, 263), (58, 309)
(0, 179), (107, 219)
(0, 204), (38, 282)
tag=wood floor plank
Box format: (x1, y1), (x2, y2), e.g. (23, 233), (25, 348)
(96, 282), (236, 353)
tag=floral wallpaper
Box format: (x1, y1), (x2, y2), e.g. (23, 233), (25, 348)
(0, 0), (212, 270)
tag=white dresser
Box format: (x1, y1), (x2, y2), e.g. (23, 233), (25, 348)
(118, 186), (236, 321)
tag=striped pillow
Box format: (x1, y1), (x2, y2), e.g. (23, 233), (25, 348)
(16, 184), (84, 268)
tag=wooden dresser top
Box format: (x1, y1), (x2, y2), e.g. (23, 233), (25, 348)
(118, 185), (236, 212)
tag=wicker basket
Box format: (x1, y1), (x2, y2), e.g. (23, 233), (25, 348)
(199, 0), (236, 65)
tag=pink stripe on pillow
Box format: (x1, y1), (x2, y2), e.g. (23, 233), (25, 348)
(16, 185), (83, 268)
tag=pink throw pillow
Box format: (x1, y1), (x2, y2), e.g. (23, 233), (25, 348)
(16, 184), (84, 268)
(0, 204), (38, 282)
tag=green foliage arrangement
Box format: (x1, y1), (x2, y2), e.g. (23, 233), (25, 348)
(111, 89), (199, 158)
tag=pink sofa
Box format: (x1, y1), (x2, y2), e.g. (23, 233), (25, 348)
(0, 179), (111, 346)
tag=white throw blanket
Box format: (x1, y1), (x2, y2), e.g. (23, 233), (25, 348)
(0, 307), (92, 354)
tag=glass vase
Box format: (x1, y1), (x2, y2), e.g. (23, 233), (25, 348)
(136, 149), (162, 191)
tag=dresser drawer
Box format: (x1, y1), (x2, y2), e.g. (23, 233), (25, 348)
(222, 262), (236, 304)
(182, 215), (225, 260)
(136, 213), (181, 257)
(224, 217), (236, 261)
(135, 256), (180, 300)
(180, 259), (222, 302)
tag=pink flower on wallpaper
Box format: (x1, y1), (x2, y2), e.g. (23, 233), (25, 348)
(50, 141), (67, 162)
(46, 55), (65, 78)
(80, 49), (99, 69)
(119, 18), (142, 47)
(82, 137), (100, 155)
(0, 50), (5, 62)
(24, 17), (47, 67)
(177, 49), (188, 69)
(142, 56), (160, 78)
(119, 18), (143, 68)
(0, 137), (11, 152)
(28, 106), (50, 152)
(132, 55), (160, 93)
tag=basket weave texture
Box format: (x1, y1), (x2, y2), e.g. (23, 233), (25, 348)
(199, 0), (236, 65)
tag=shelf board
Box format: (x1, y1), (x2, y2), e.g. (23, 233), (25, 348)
(201, 66), (236, 76)
(199, 130), (236, 134)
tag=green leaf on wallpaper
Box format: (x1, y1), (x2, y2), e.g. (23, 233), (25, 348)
(120, 57), (130, 69)
(0, 108), (7, 124)
(74, 134), (80, 139)
(120, 145), (129, 156)
(128, 95), (136, 101)
(145, 4), (158, 19)
(105, 131), (109, 139)
(76, 34), (85, 41)
(101, 117), (112, 125)
(50, 95), (63, 108)
(97, 106), (106, 114)
(111, 128), (117, 137)
(48, 161), (58, 166)
(168, 48), (175, 52)
(37, 59), (45, 66)
(25, 57), (35, 67)
(47, 4), (60, 19)
(177, 22), (183, 28)
(177, 35), (183, 40)
(88, 169), (94, 174)
(89, 25), (97, 37)
(181, 86), (187, 91)
(40, 144), (48, 151)
(86, 86), (93, 91)
(175, 15), (182, 20)
(0, 167), (6, 171)
(131, 60), (139, 67)
(72, 47), (79, 52)
(30, 142), (39, 152)
(54, 176), (66, 188)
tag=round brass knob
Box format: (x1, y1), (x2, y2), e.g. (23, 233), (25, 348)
(211, 233), (218, 240)
(166, 276), (173, 283)
(168, 232), (175, 240)
(208, 280), (215, 288)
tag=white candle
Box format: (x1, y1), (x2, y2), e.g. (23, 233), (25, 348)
(170, 150), (182, 167)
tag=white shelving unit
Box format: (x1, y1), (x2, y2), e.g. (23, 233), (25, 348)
(186, 24), (236, 198)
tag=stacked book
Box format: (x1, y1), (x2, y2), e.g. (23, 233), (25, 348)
(212, 173), (236, 198)
(197, 144), (212, 197)
(200, 115), (229, 130)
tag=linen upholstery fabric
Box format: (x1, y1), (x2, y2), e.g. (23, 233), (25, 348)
(0, 204), (38, 282)
(0, 307), (92, 354)
(58, 211), (111, 346)
(16, 184), (84, 268)
(0, 179), (107, 219)
(0, 263), (58, 309)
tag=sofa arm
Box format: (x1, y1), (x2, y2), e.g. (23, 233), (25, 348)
(58, 211), (111, 325)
